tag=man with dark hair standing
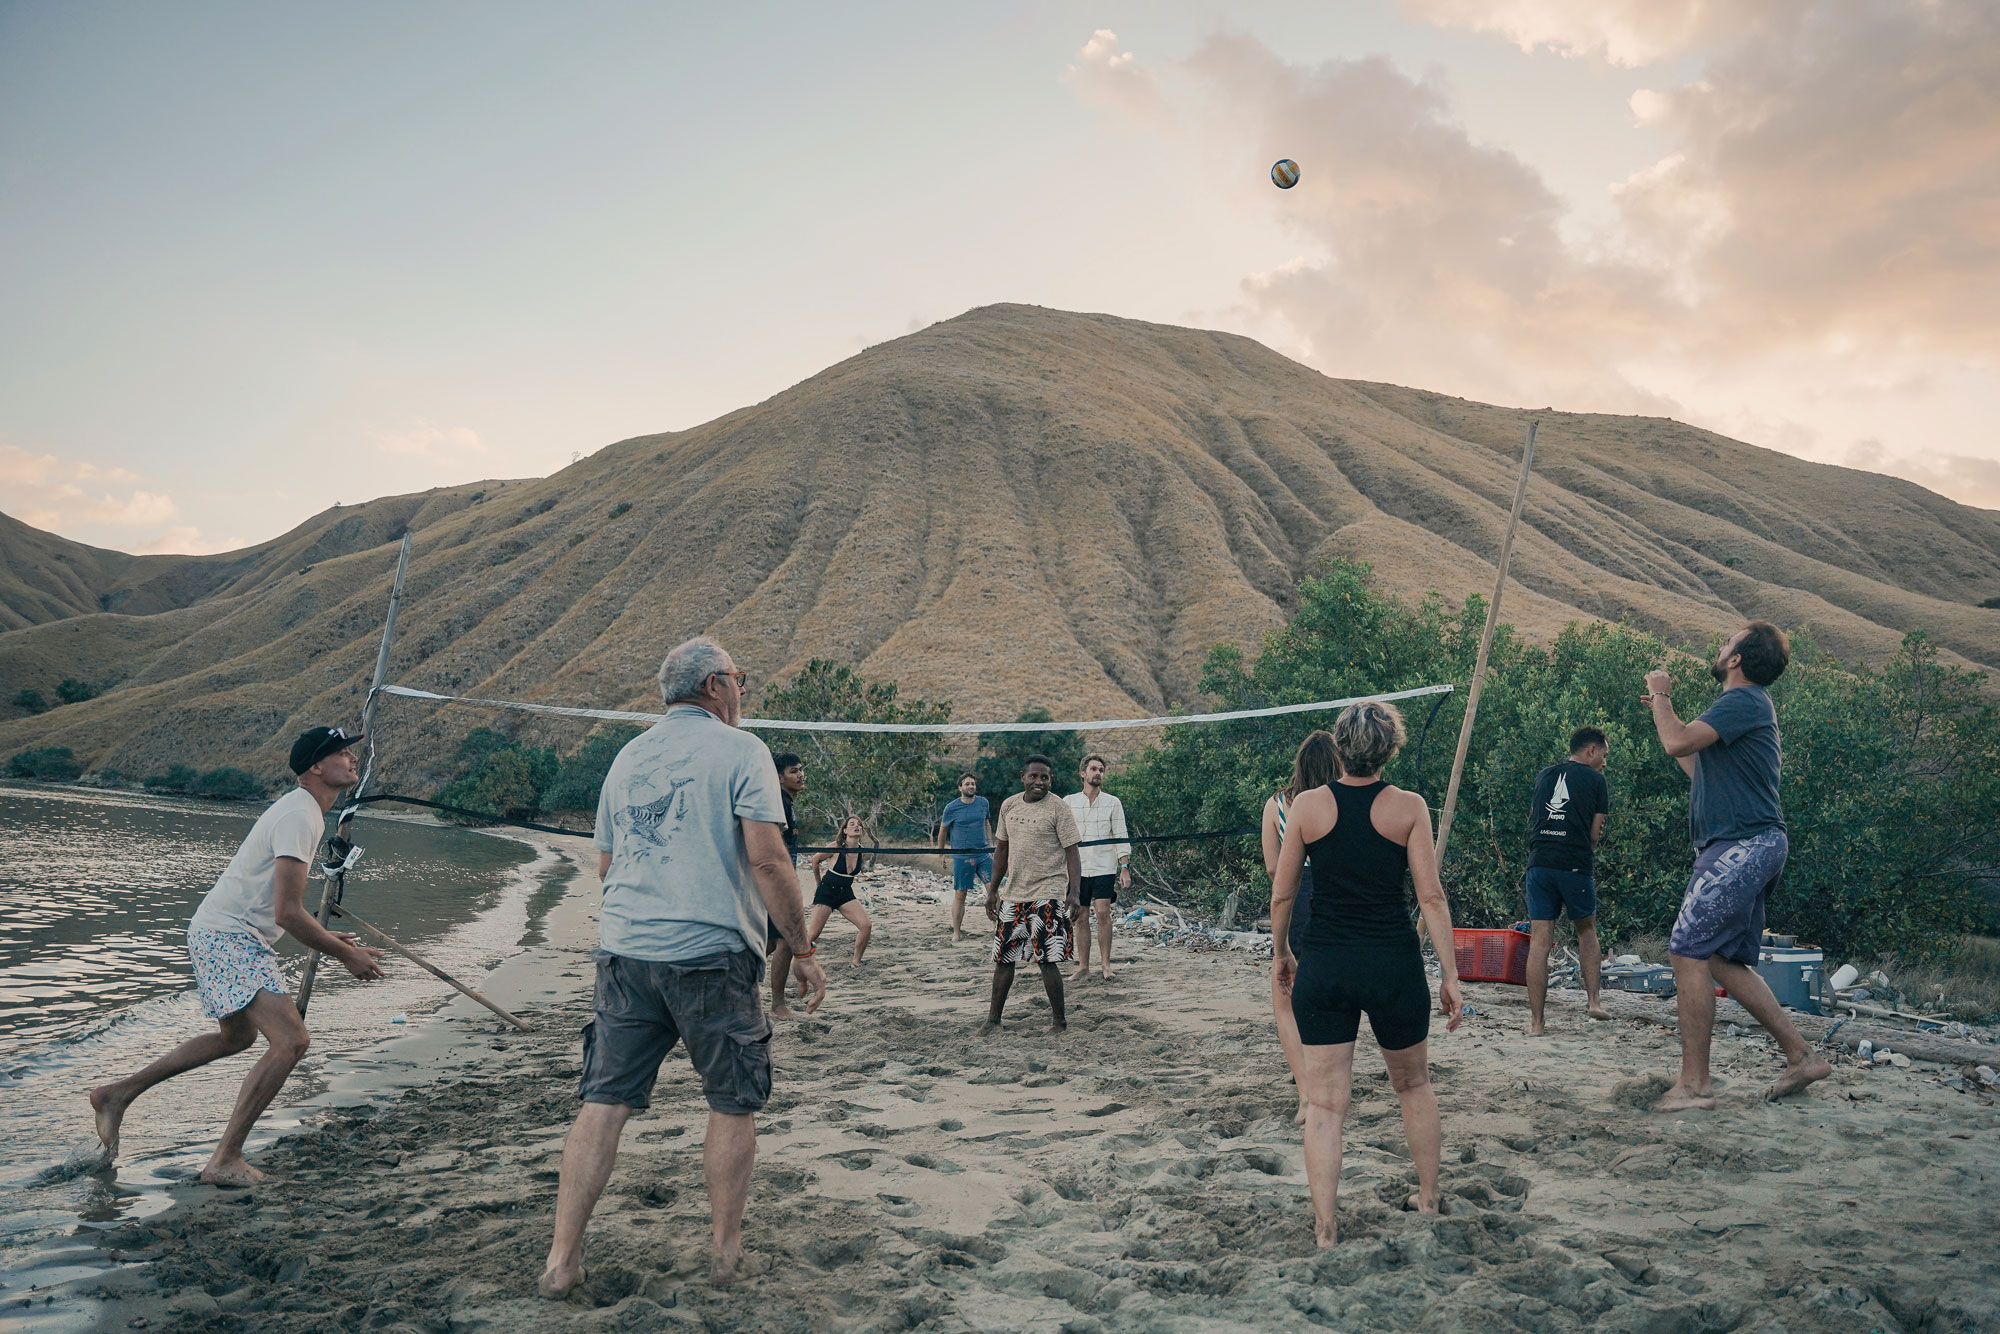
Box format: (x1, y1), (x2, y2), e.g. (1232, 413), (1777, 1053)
(983, 756), (1081, 1031)
(542, 637), (827, 1296)
(1524, 726), (1612, 1034)
(767, 752), (810, 1016)
(1644, 621), (1832, 1111)
(1064, 754), (1130, 982)
(88, 727), (384, 1185)
(934, 772), (992, 944)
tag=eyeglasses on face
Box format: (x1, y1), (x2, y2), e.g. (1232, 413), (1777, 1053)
(710, 670), (749, 689)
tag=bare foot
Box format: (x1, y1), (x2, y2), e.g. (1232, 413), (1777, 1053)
(1403, 1192), (1441, 1214)
(1099, 964), (1115, 981)
(1292, 1102), (1307, 1126)
(537, 1262), (583, 1300)
(1051, 1020), (1067, 1033)
(711, 1247), (773, 1286)
(88, 1085), (127, 1154)
(1527, 1019), (1546, 1036)
(979, 1019), (1001, 1035)
(1587, 1003), (1613, 1021)
(850, 954), (865, 967)
(1766, 1056), (1833, 1101)
(1650, 1084), (1718, 1113)
(199, 1159), (272, 1188)
(1313, 1216), (1338, 1248)
(1067, 965), (1090, 983)
(769, 1002), (794, 1020)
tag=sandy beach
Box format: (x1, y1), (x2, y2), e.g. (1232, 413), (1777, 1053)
(71, 848), (2000, 1332)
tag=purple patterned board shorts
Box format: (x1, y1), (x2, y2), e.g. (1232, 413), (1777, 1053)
(1669, 829), (1789, 966)
(187, 927), (288, 1019)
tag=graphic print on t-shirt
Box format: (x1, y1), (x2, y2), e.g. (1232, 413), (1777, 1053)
(1527, 760), (1607, 875)
(1544, 772), (1571, 822)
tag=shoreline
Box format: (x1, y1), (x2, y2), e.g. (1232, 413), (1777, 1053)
(5, 822), (599, 1333)
(55, 861), (2000, 1333)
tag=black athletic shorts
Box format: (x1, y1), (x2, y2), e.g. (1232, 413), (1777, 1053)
(813, 878), (857, 912)
(1290, 942), (1430, 1051)
(1079, 873), (1119, 905)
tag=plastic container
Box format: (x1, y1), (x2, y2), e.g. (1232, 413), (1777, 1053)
(1829, 963), (1860, 991)
(1453, 929), (1532, 985)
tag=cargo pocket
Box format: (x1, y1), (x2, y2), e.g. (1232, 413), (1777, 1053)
(720, 1016), (773, 1114)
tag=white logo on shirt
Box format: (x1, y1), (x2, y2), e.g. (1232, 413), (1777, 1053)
(1545, 772), (1571, 822)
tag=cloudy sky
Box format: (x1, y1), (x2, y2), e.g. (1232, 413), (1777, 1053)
(3, 1), (1994, 554)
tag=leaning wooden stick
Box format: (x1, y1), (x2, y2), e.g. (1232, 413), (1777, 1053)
(329, 902), (534, 1032)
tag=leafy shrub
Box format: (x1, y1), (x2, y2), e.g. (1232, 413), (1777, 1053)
(193, 767), (263, 800)
(11, 688), (47, 714)
(974, 708), (1084, 802)
(56, 679), (98, 705)
(144, 765), (200, 793)
(542, 725), (644, 814)
(608, 502), (631, 518)
(1118, 559), (2000, 961)
(434, 728), (558, 821)
(8, 747), (83, 781)
(757, 661), (951, 837)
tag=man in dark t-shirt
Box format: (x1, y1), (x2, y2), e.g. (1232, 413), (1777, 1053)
(1644, 621), (1832, 1112)
(1523, 726), (1612, 1034)
(767, 752), (810, 1017)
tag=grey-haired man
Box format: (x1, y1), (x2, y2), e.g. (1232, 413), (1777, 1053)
(541, 637), (828, 1296)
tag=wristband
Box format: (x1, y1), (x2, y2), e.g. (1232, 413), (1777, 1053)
(794, 945), (816, 958)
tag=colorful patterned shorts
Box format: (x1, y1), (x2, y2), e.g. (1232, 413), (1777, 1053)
(187, 927), (288, 1019)
(993, 899), (1073, 965)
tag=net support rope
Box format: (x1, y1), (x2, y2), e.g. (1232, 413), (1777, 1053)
(375, 681), (1453, 733)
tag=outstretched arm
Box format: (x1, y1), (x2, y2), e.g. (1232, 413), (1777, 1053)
(1645, 669), (1719, 760)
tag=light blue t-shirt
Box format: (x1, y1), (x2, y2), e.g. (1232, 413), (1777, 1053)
(939, 794), (990, 850)
(593, 704), (787, 961)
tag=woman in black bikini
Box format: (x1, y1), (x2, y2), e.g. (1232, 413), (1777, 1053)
(1270, 700), (1464, 1247)
(807, 816), (874, 965)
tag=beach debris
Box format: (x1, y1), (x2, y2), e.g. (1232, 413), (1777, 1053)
(1888, 1053), (1911, 1069)
(1828, 963), (1860, 991)
(390, 1013), (408, 1025)
(1978, 1066), (1998, 1086)
(1856, 1039), (1873, 1061)
(1872, 1050), (1896, 1065)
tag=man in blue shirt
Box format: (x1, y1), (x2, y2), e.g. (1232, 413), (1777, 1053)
(934, 772), (992, 944)
(541, 637), (828, 1297)
(1644, 621), (1832, 1112)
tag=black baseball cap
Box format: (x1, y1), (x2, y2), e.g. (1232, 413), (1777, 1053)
(290, 725), (364, 775)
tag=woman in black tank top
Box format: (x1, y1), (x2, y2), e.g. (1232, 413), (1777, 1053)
(1268, 701), (1464, 1248)
(807, 817), (874, 965)
(1261, 730), (1337, 1125)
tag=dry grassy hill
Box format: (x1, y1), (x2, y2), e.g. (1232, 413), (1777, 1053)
(3, 304), (1997, 790)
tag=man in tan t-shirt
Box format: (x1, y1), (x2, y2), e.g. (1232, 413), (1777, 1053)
(983, 756), (1082, 1031)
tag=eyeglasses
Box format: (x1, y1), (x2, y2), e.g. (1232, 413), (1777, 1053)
(710, 670), (749, 689)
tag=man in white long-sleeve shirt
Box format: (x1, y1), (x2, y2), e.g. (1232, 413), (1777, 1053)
(1064, 754), (1131, 982)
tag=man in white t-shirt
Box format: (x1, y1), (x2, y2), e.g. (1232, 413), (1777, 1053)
(1063, 755), (1131, 982)
(89, 726), (384, 1186)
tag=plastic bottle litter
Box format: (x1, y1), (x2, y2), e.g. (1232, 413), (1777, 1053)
(1829, 963), (1860, 991)
(1856, 1039), (1873, 1060)
(1872, 1049), (1895, 1064)
(1887, 1053), (1911, 1069)
(1977, 1066), (1998, 1086)
(389, 1013), (408, 1025)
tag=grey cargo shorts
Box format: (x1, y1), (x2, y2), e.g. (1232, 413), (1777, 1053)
(578, 947), (772, 1115)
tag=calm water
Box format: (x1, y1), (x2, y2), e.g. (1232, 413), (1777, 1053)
(0, 783), (569, 1303)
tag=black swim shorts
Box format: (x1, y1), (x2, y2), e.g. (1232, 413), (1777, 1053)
(1079, 873), (1119, 905)
(578, 948), (772, 1115)
(1290, 943), (1431, 1051)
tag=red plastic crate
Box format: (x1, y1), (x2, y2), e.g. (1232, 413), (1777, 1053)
(1454, 928), (1532, 985)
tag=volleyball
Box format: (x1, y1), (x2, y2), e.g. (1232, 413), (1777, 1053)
(1271, 158), (1299, 189)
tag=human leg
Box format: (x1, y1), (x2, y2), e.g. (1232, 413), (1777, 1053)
(951, 890), (967, 942)
(1294, 1039), (1356, 1246)
(1272, 964), (1309, 1123)
(1381, 1041), (1442, 1211)
(1656, 954), (1719, 1111)
(91, 1008), (258, 1152)
(1039, 963), (1067, 1031)
(986, 964), (1015, 1027)
(1706, 957), (1832, 1099)
(838, 901), (872, 964)
(768, 940), (795, 1018)
(540, 1100), (631, 1297)
(1094, 898), (1114, 978)
(1525, 918), (1555, 1035)
(805, 904), (832, 950)
(202, 990), (311, 1185)
(704, 1110), (759, 1283)
(1573, 916), (1609, 1019)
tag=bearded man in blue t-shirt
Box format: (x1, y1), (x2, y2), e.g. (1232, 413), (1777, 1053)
(1644, 621), (1832, 1112)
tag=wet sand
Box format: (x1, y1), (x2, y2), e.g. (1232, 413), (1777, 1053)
(74, 856), (2000, 1332)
